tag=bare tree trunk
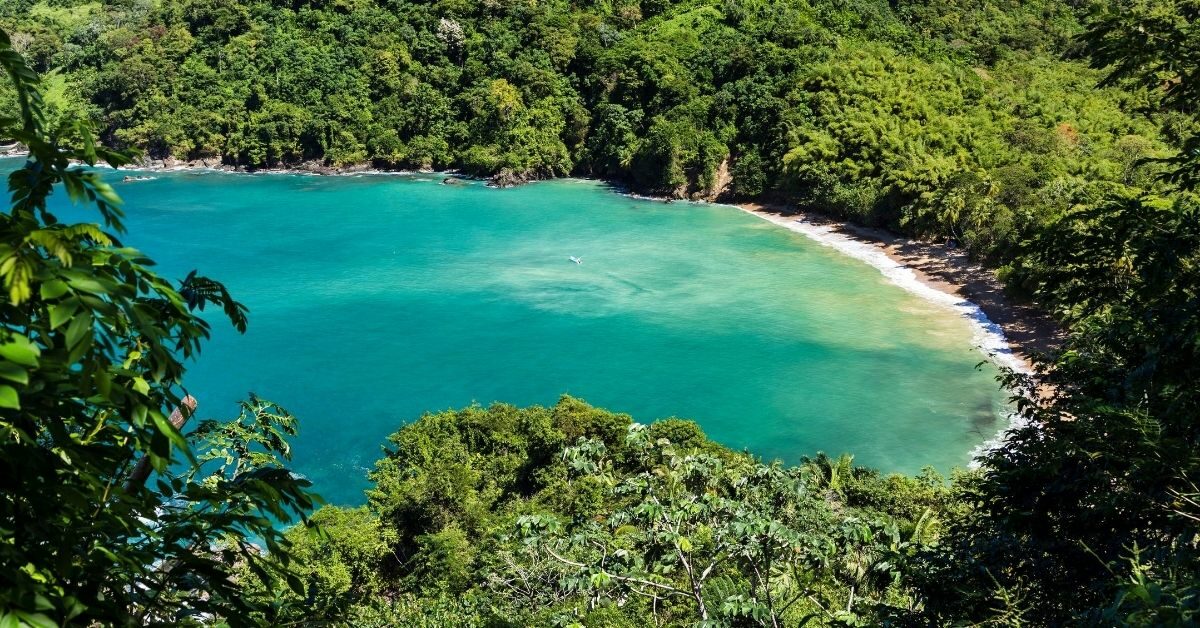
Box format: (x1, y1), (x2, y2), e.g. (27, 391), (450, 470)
(124, 396), (198, 490)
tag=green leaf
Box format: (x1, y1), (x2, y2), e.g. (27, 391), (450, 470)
(15, 612), (56, 628)
(0, 361), (27, 384)
(48, 301), (79, 330)
(0, 385), (20, 409)
(64, 310), (93, 350)
(285, 572), (305, 596)
(91, 368), (111, 397)
(93, 181), (122, 207)
(39, 279), (69, 299)
(62, 272), (107, 295)
(63, 597), (86, 621)
(0, 335), (39, 367)
(151, 409), (188, 451)
(78, 122), (97, 164)
(62, 173), (84, 203)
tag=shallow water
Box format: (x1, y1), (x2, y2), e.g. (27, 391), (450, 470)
(33, 165), (1009, 504)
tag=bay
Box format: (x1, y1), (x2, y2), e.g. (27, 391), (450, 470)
(35, 165), (1009, 505)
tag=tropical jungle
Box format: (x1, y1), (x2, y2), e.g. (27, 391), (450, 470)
(1, 0), (1199, 625)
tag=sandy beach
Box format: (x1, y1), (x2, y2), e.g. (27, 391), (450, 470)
(2, 145), (1064, 374)
(736, 202), (1064, 375)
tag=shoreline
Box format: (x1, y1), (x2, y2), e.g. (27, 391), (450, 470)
(5, 152), (1054, 461)
(734, 202), (1063, 376)
(0, 151), (473, 181)
(3, 152), (1062, 373)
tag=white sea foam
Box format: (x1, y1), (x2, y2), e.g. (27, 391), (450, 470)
(621, 192), (678, 203)
(967, 409), (1032, 468)
(733, 208), (1034, 465)
(738, 210), (1030, 374)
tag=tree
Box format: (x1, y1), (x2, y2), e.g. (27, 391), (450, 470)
(0, 31), (316, 625)
(246, 398), (963, 625)
(1081, 0), (1200, 188)
(246, 505), (399, 623)
(922, 191), (1200, 623)
(520, 425), (925, 626)
(912, 6), (1200, 620)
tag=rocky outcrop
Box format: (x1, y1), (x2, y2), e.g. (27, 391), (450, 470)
(137, 155), (230, 170)
(293, 160), (374, 175)
(689, 157), (733, 202)
(488, 167), (533, 188)
(133, 155), (393, 175)
(709, 157), (734, 200)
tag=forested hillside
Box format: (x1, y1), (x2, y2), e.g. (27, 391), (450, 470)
(0, 0), (1175, 265)
(3, 0), (1200, 626)
(240, 397), (971, 625)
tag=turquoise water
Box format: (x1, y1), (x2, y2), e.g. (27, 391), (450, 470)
(36, 165), (1008, 504)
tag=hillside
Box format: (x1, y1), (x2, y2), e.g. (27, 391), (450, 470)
(0, 0), (1172, 268)
(242, 396), (968, 625)
(2, 0), (1199, 626)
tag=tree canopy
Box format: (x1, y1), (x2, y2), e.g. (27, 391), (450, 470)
(3, 0), (1200, 625)
(0, 29), (318, 626)
(0, 0), (1177, 267)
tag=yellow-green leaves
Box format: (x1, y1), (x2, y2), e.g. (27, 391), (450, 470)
(0, 245), (34, 304)
(0, 334), (40, 367)
(0, 385), (20, 409)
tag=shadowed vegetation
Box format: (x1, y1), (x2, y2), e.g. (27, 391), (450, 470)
(2, 0), (1200, 625)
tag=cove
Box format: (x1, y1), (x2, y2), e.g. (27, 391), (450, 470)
(37, 165), (1010, 505)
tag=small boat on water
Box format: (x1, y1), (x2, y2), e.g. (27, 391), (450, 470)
(122, 175), (156, 183)
(568, 256), (583, 265)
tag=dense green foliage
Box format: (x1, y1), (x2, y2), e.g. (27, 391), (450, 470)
(922, 191), (1200, 624)
(247, 397), (965, 626)
(0, 31), (318, 626)
(0, 0), (1179, 265)
(1080, 0), (1200, 189)
(916, 3), (1200, 623)
(4, 0), (1200, 625)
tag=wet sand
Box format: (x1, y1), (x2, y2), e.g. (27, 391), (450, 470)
(736, 202), (1064, 374)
